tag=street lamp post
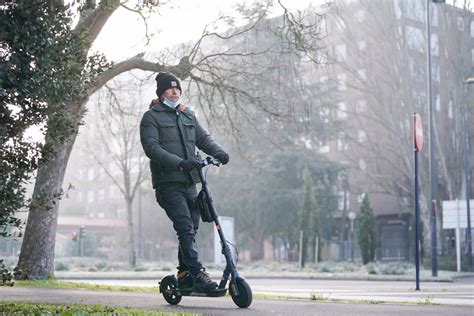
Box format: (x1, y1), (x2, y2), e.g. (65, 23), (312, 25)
(464, 77), (474, 271)
(349, 212), (356, 262)
(426, 0), (445, 277)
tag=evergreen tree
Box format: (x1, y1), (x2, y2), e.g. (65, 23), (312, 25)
(356, 194), (377, 264)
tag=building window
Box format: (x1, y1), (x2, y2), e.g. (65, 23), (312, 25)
(406, 26), (424, 53)
(356, 99), (367, 112)
(317, 51), (328, 64)
(320, 76), (329, 92)
(457, 17), (464, 31)
(78, 191), (83, 203)
(358, 130), (367, 143)
(335, 44), (346, 62)
(337, 132), (348, 151)
(87, 190), (94, 204)
(336, 17), (346, 33)
(320, 107), (330, 123)
(357, 69), (367, 81)
(337, 73), (347, 91)
(471, 21), (474, 37)
(435, 94), (440, 112)
(432, 62), (440, 82)
(448, 100), (453, 119)
(431, 33), (438, 56)
(338, 191), (350, 211)
(98, 189), (105, 203)
(319, 139), (330, 154)
(88, 168), (94, 181)
(354, 10), (365, 23)
(395, 0), (424, 23)
(358, 40), (366, 52)
(359, 159), (366, 171)
(337, 102), (347, 120)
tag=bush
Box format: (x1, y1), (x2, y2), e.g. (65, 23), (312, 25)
(318, 262), (331, 273)
(365, 262), (378, 275)
(377, 262), (409, 275)
(133, 267), (148, 272)
(54, 261), (69, 271)
(1, 260), (14, 286)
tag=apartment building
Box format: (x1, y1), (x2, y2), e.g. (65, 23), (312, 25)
(314, 0), (473, 260)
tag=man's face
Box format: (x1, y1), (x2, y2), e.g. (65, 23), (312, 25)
(163, 87), (181, 102)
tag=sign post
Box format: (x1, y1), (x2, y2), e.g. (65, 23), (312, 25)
(413, 113), (423, 290)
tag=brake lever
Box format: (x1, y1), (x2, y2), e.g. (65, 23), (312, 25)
(205, 156), (221, 166)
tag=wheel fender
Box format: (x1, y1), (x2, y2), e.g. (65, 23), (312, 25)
(159, 274), (177, 293)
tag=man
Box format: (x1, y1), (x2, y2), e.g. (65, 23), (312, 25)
(140, 72), (229, 293)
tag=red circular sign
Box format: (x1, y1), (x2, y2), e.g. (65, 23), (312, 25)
(414, 113), (423, 151)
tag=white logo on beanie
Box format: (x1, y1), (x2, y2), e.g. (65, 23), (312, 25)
(171, 81), (177, 87)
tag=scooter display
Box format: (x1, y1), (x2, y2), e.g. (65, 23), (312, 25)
(159, 154), (252, 308)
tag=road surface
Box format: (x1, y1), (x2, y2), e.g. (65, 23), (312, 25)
(62, 276), (474, 306)
(0, 286), (472, 316)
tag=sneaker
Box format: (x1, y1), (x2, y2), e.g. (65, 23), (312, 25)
(177, 271), (193, 289)
(193, 270), (218, 293)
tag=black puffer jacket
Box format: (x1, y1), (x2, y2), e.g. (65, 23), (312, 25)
(140, 100), (225, 187)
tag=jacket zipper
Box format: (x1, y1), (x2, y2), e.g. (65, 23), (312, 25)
(176, 110), (190, 160)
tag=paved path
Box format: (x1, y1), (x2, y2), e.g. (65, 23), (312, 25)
(63, 276), (474, 306)
(0, 286), (472, 316)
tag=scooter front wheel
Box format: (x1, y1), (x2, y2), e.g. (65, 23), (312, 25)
(160, 275), (182, 305)
(229, 278), (252, 308)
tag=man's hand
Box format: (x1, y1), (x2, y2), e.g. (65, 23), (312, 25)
(214, 152), (229, 165)
(178, 159), (201, 172)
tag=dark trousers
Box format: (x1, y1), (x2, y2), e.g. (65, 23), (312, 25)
(155, 183), (202, 274)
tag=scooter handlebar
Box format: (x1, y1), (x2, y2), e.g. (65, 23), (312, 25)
(195, 152), (222, 168)
(203, 156), (221, 167)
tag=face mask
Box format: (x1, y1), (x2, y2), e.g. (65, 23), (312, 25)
(162, 97), (181, 109)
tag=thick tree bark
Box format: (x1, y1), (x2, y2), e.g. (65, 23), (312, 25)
(15, 131), (77, 279)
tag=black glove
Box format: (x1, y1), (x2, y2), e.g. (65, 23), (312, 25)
(214, 152), (229, 165)
(178, 159), (200, 172)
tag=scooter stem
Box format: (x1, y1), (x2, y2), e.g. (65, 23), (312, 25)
(196, 160), (240, 293)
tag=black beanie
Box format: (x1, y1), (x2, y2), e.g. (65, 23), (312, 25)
(155, 72), (182, 97)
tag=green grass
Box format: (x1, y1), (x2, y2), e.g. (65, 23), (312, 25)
(0, 301), (201, 315)
(15, 279), (160, 293)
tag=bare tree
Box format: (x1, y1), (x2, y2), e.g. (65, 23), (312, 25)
(82, 78), (149, 268)
(15, 0), (325, 279)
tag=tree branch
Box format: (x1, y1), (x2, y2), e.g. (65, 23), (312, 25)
(76, 0), (120, 45)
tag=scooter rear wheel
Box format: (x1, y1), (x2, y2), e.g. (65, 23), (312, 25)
(229, 278), (252, 308)
(160, 275), (182, 305)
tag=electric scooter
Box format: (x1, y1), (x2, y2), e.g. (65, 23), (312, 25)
(159, 153), (252, 308)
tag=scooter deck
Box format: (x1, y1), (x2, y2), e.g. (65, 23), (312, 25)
(175, 287), (227, 297)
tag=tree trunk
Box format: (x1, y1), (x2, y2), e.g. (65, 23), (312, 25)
(15, 132), (77, 279)
(250, 237), (264, 261)
(249, 210), (265, 260)
(126, 198), (136, 268)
